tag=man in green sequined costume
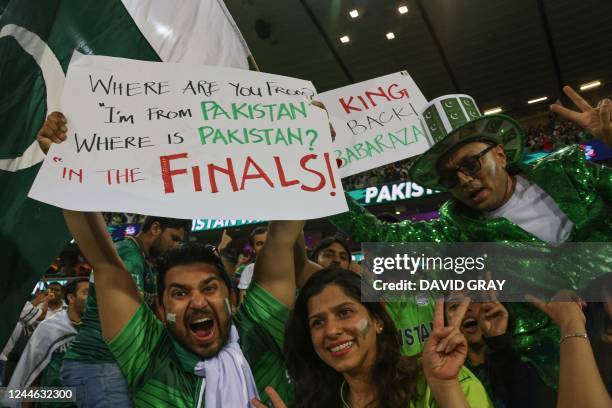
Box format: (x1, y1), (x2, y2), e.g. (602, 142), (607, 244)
(332, 87), (611, 244)
(329, 87), (612, 390)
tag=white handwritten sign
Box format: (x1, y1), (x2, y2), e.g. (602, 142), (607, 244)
(318, 71), (431, 178)
(29, 53), (348, 220)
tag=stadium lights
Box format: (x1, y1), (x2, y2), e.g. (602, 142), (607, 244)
(484, 107), (503, 115)
(395, 211), (401, 215)
(386, 32), (395, 40)
(398, 5), (409, 14)
(528, 96), (548, 104)
(340, 35), (350, 44)
(579, 80), (601, 91)
(349, 9), (359, 18)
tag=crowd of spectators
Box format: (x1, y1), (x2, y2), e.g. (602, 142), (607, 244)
(524, 113), (589, 152)
(102, 212), (145, 226)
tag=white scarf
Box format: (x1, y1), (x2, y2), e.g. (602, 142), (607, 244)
(193, 325), (259, 408)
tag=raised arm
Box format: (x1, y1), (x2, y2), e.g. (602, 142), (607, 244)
(550, 87), (612, 147)
(253, 221), (304, 308)
(528, 291), (611, 408)
(293, 231), (322, 288)
(63, 210), (141, 340)
(37, 112), (141, 341)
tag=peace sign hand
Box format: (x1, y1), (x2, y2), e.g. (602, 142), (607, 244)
(423, 297), (469, 383)
(550, 86), (612, 146)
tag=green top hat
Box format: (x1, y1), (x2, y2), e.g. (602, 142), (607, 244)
(408, 94), (525, 191)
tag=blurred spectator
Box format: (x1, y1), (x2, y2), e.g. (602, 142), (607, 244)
(309, 236), (351, 270)
(0, 295), (45, 386)
(237, 226), (268, 301)
(4, 279), (89, 403)
(42, 282), (66, 321)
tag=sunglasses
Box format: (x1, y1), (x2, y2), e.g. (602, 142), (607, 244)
(439, 144), (497, 189)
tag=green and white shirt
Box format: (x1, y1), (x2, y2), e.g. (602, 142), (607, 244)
(109, 282), (293, 407)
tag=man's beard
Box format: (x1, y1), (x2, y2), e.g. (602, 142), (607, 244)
(76, 301), (87, 317)
(149, 237), (161, 259)
(200, 317), (232, 359)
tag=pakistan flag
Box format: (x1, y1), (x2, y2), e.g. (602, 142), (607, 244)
(0, 0), (250, 348)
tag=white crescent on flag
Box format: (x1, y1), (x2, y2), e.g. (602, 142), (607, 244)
(0, 24), (64, 172)
(0, 0), (252, 172)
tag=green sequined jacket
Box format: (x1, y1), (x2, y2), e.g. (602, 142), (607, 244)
(330, 145), (611, 389)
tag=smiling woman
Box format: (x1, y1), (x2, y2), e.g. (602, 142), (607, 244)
(284, 268), (420, 407)
(281, 268), (483, 408)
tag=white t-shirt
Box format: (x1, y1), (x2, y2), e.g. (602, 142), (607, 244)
(43, 303), (67, 321)
(238, 263), (255, 290)
(485, 175), (574, 244)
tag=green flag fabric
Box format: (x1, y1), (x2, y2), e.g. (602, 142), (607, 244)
(0, 0), (250, 348)
(0, 0), (161, 350)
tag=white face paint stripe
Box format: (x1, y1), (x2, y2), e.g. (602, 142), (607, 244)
(166, 312), (176, 322)
(224, 298), (231, 315)
(357, 318), (370, 336)
(0, 24), (65, 172)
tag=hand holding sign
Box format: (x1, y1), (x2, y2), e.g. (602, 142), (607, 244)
(37, 111), (68, 154)
(29, 53), (348, 220)
(311, 100), (336, 142)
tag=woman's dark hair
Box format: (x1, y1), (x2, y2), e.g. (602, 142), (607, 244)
(309, 237), (352, 265)
(156, 243), (232, 304)
(582, 273), (612, 392)
(284, 268), (420, 408)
